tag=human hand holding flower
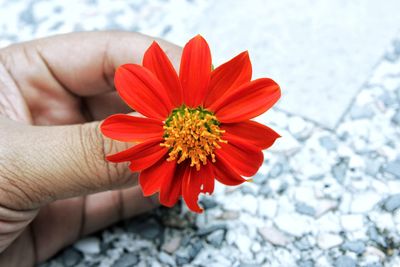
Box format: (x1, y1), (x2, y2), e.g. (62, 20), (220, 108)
(0, 32), (181, 267)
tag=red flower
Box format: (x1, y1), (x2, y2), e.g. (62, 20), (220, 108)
(100, 35), (281, 213)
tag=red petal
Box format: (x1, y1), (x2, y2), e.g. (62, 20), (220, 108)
(100, 114), (164, 142)
(204, 51), (252, 107)
(213, 156), (247, 186)
(182, 163), (215, 213)
(215, 135), (263, 177)
(160, 162), (184, 207)
(221, 120), (280, 149)
(139, 156), (176, 197)
(114, 64), (174, 120)
(106, 138), (167, 171)
(179, 35), (211, 107)
(143, 42), (183, 107)
(209, 78), (280, 123)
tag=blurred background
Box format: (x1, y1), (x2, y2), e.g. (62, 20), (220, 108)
(1, 0), (400, 266)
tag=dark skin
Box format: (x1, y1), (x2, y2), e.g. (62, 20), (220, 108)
(0, 31), (182, 267)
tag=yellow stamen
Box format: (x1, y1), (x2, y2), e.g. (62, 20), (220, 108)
(161, 106), (227, 170)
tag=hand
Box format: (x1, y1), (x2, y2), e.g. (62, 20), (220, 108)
(0, 31), (181, 267)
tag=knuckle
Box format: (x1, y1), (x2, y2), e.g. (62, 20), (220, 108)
(77, 122), (131, 188)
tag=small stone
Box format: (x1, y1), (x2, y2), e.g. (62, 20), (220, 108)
(383, 161), (400, 179)
(259, 184), (272, 196)
(275, 213), (311, 237)
(113, 253), (139, 267)
(62, 248), (82, 267)
(341, 241), (366, 254)
(340, 214), (364, 232)
(350, 192), (381, 213)
(319, 136), (337, 151)
(158, 252), (176, 266)
(295, 202), (316, 217)
(294, 237), (313, 251)
(251, 242), (261, 253)
(350, 105), (374, 120)
(382, 193), (400, 212)
(235, 234), (252, 254)
(331, 157), (349, 183)
(367, 227), (387, 247)
(315, 199), (338, 218)
(364, 246), (386, 261)
(268, 130), (301, 155)
(269, 163), (283, 178)
(258, 226), (290, 246)
(288, 116), (307, 138)
(197, 224), (226, 237)
(297, 260), (314, 267)
(239, 263), (261, 267)
(253, 172), (268, 184)
(162, 236), (182, 254)
(391, 109), (400, 125)
(218, 210), (240, 220)
(188, 242), (203, 260)
(199, 198), (218, 209)
(206, 229), (225, 248)
(74, 237), (101, 254)
(129, 219), (163, 240)
(317, 233), (343, 249)
(258, 198), (278, 218)
(365, 159), (382, 177)
(334, 256), (356, 267)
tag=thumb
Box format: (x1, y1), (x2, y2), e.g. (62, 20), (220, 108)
(0, 117), (134, 210)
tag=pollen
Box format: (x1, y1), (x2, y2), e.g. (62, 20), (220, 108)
(161, 106), (227, 170)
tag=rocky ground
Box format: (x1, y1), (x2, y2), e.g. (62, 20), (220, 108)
(1, 0), (400, 266)
(39, 38), (400, 267)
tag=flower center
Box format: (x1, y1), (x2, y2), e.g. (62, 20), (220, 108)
(161, 106), (226, 170)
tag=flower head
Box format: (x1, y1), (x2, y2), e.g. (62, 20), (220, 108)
(100, 35), (281, 213)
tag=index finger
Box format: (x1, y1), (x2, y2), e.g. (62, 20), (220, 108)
(0, 31), (182, 96)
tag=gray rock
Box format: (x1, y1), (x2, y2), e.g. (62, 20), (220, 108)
(365, 159), (382, 177)
(188, 242), (203, 260)
(383, 161), (400, 178)
(113, 253), (139, 267)
(334, 256), (356, 267)
(331, 157), (349, 183)
(206, 229), (225, 247)
(199, 198), (218, 209)
(319, 136), (338, 151)
(350, 105), (374, 120)
(74, 237), (101, 254)
(253, 172), (268, 184)
(294, 237), (313, 251)
(176, 255), (189, 266)
(158, 252), (176, 266)
(62, 248), (82, 267)
(341, 241), (366, 254)
(367, 227), (387, 247)
(241, 186), (257, 195)
(162, 236), (181, 254)
(391, 109), (400, 125)
(295, 202), (316, 217)
(239, 263), (261, 267)
(258, 226), (290, 246)
(382, 193), (400, 212)
(259, 184), (272, 196)
(297, 260), (314, 267)
(131, 219), (163, 240)
(364, 263), (383, 267)
(197, 224), (226, 237)
(269, 163), (283, 178)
